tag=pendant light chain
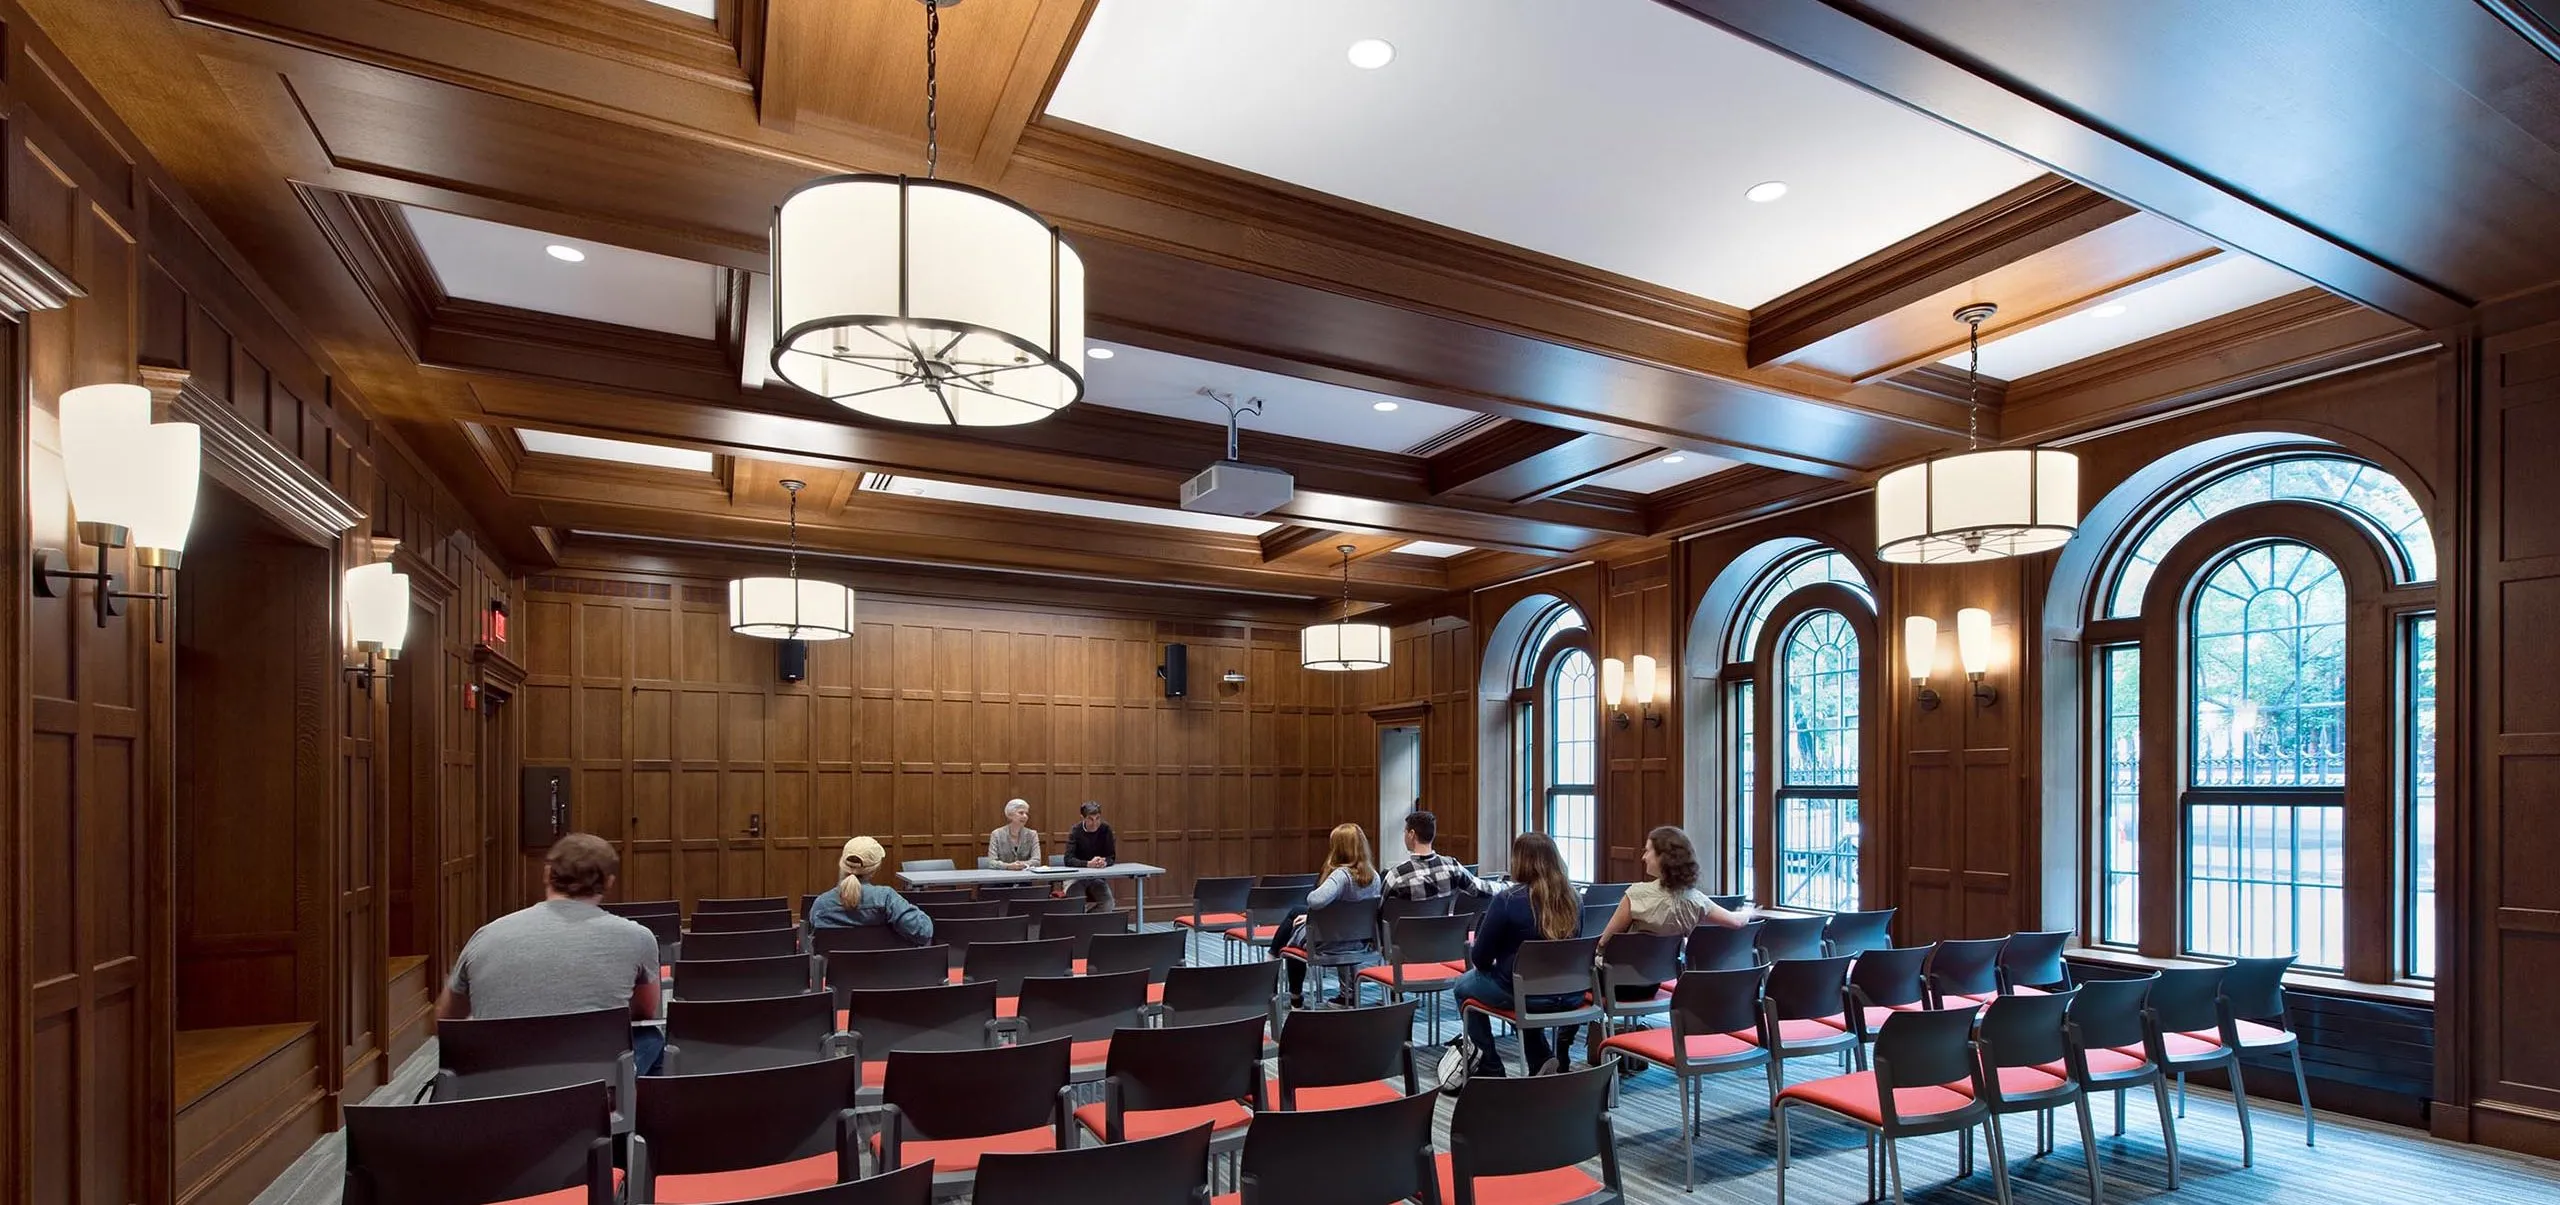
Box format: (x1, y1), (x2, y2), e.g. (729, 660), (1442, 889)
(922, 0), (941, 180)
(1966, 313), (1981, 450)
(784, 480), (804, 583)
(1337, 543), (1356, 622)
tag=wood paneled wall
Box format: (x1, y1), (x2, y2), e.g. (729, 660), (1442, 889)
(1894, 555), (2043, 940)
(518, 568), (1385, 909)
(1601, 554), (1678, 883)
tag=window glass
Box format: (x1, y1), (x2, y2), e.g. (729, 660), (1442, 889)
(2098, 645), (2141, 946)
(2189, 542), (2347, 788)
(2109, 456), (2431, 617)
(1778, 610), (1859, 909)
(2406, 614), (2437, 980)
(1546, 648), (1598, 881)
(1733, 680), (1755, 897)
(1738, 551), (1873, 661)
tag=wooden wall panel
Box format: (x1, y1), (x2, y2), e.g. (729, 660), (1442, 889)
(1601, 555), (1677, 883)
(1892, 557), (2039, 941)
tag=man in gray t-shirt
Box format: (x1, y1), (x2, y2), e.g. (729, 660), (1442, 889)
(440, 833), (663, 1070)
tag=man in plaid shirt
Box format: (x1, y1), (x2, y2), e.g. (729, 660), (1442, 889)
(1382, 811), (1488, 901)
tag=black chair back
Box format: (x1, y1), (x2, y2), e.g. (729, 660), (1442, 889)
(2223, 953), (2296, 1020)
(1871, 1008), (1985, 1097)
(1762, 956), (1854, 1023)
(963, 937), (1075, 997)
(1087, 929), (1186, 982)
(345, 1083), (613, 1205)
(975, 1123), (1213, 1205)
(1240, 885), (1301, 927)
(933, 914), (1033, 968)
(812, 924), (926, 957)
(689, 909), (794, 934)
(1669, 966), (1769, 1039)
(1450, 890), (1491, 924)
(1708, 894), (1748, 911)
(2065, 973), (2155, 1052)
(1978, 987), (2079, 1076)
(1273, 1000), (1419, 1104)
(977, 885), (1055, 903)
(603, 899), (679, 918)
(1378, 894), (1455, 928)
(917, 900), (1008, 921)
(1162, 959), (1283, 1030)
(1383, 912), (1471, 966)
(902, 887), (975, 906)
(1684, 920), (1764, 971)
(1926, 937), (2006, 1001)
(681, 927), (800, 961)
(1848, 944), (1933, 1012)
(1102, 1015), (1265, 1123)
(1183, 876), (1254, 920)
(672, 953), (813, 1002)
(1755, 915), (1828, 962)
(1576, 901), (1617, 938)
(1007, 896), (1088, 936)
(1297, 895), (1382, 961)
(899, 858), (958, 874)
(632, 1056), (859, 1184)
(662, 991), (839, 1074)
(2146, 964), (2229, 1035)
(1447, 1061), (1620, 1191)
(1259, 873), (1318, 890)
(698, 895), (789, 914)
(1580, 882), (1633, 909)
(1597, 932), (1683, 999)
(750, 1165), (934, 1205)
(628, 911), (681, 964)
(1822, 908), (1896, 957)
(1041, 910), (1133, 958)
(843, 981), (1001, 1065)
(1237, 1090), (1437, 1205)
(826, 945), (952, 1001)
(1999, 929), (2075, 991)
(881, 1037), (1070, 1142)
(1513, 937), (1603, 1001)
(1014, 968), (1151, 1046)
(434, 1007), (631, 1103)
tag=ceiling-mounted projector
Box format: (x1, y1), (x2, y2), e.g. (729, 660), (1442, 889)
(1180, 387), (1295, 518)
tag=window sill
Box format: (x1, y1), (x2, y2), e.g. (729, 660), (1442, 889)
(2065, 947), (2435, 1007)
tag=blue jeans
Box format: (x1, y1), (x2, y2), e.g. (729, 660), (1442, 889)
(1454, 968), (1581, 1074)
(632, 1025), (665, 1076)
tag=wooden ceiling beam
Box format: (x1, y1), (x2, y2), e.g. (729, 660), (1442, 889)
(1422, 420), (1659, 503)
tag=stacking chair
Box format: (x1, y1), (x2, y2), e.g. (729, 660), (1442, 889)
(842, 981), (1003, 1096)
(2219, 953), (2314, 1145)
(1450, 888), (1492, 929)
(1599, 966), (1770, 1191)
(672, 953), (815, 1002)
(917, 900), (1008, 922)
(1592, 931), (1683, 1043)
(1926, 937), (2007, 1007)
(1007, 896), (1088, 938)
(811, 925), (928, 958)
(630, 911), (682, 969)
(901, 887), (974, 906)
(899, 858), (958, 874)
(1047, 910), (1134, 963)
(1760, 956), (1861, 1104)
(344, 1082), (614, 1205)
(1377, 893), (1455, 929)
(1822, 908), (1897, 957)
(1774, 1008), (2008, 1205)
(1013, 967), (1154, 1080)
(961, 936), (1075, 1002)
(1461, 936), (1603, 1074)
(682, 927), (801, 962)
(1162, 959), (1286, 1054)
(1222, 886), (1302, 963)
(1576, 901), (1619, 939)
(1074, 1014), (1266, 1171)
(1269, 1000), (1420, 1110)
(1684, 920), (1765, 973)
(1232, 1089), (1438, 1205)
(1977, 989), (2103, 1205)
(979, 885), (1056, 903)
(974, 1123), (1215, 1205)
(2057, 974), (2182, 1188)
(661, 990), (844, 1074)
(1360, 911), (1471, 1043)
(825, 945), (952, 1004)
(2144, 964), (2254, 1168)
(1999, 930), (2075, 995)
(1172, 877), (1254, 954)
(691, 909), (795, 934)
(875, 1037), (1076, 1193)
(629, 1055), (861, 1203)
(1580, 882), (1634, 910)
(1279, 894), (1381, 1005)
(1708, 894), (1749, 911)
(1441, 1061), (1625, 1205)
(1258, 873), (1318, 890)
(933, 914), (1032, 971)
(605, 899), (680, 918)
(432, 1006), (635, 1133)
(1086, 929), (1186, 997)
(700, 895), (790, 914)
(1756, 915), (1829, 962)
(1846, 946), (1934, 1043)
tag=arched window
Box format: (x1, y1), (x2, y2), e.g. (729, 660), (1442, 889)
(2083, 450), (2435, 983)
(1507, 601), (1598, 879)
(1779, 610), (1862, 909)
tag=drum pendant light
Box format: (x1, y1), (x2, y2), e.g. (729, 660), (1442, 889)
(1874, 304), (2080, 564)
(729, 480), (855, 641)
(766, 0), (1085, 426)
(1300, 544), (1391, 672)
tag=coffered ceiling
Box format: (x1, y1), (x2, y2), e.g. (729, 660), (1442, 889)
(35, 0), (2532, 614)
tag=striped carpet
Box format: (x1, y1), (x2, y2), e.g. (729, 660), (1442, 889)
(250, 929), (2560, 1204)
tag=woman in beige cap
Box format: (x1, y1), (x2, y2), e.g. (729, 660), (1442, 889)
(805, 835), (934, 945)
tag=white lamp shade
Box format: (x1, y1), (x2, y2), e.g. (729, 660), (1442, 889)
(729, 575), (855, 641)
(128, 422), (202, 554)
(1600, 657), (1626, 708)
(1876, 448), (2079, 564)
(1301, 621), (1391, 671)
(1956, 607), (1995, 677)
(770, 175), (1085, 426)
(59, 383), (153, 529)
(1631, 654), (1658, 707)
(345, 563), (412, 655)
(1903, 615), (1938, 682)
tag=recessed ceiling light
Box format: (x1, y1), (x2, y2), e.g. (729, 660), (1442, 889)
(545, 244), (586, 263)
(1372, 401), (1400, 412)
(1744, 181), (1789, 204)
(1086, 345), (1115, 359)
(2090, 302), (2129, 319)
(1660, 453), (1688, 465)
(1347, 38), (1395, 69)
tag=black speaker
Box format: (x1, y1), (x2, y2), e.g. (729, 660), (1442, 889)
(778, 639), (808, 683)
(1158, 642), (1188, 698)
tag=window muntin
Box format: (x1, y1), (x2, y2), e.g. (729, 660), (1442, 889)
(1732, 680), (1755, 897)
(2405, 614), (2437, 980)
(1778, 610), (1860, 910)
(2097, 644), (2141, 946)
(2108, 455), (2432, 618)
(1546, 647), (1599, 882)
(2186, 801), (2346, 969)
(1737, 551), (1873, 661)
(2188, 542), (2347, 789)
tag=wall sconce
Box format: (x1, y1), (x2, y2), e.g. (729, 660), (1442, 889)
(344, 560), (413, 691)
(1904, 615), (1941, 710)
(1633, 654), (1664, 727)
(1602, 654), (1666, 728)
(32, 384), (201, 635)
(1601, 656), (1628, 728)
(1956, 607), (1999, 706)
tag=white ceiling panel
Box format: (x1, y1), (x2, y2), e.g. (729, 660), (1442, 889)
(402, 205), (721, 338)
(1587, 451), (1740, 495)
(518, 429), (716, 472)
(1952, 254), (2311, 381)
(1396, 541), (1473, 558)
(865, 475), (1277, 537)
(1049, 0), (2043, 308)
(1081, 341), (1477, 453)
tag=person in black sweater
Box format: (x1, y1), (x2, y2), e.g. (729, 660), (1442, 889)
(1060, 800), (1118, 912)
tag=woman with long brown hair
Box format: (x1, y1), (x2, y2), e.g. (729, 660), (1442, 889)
(1269, 822), (1383, 1006)
(1452, 832), (1588, 1078)
(1598, 824), (1749, 945)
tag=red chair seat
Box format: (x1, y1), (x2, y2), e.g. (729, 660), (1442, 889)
(499, 1170), (622, 1205)
(1278, 946), (1307, 960)
(1599, 1027), (1757, 1066)
(1992, 1065), (2069, 1098)
(2037, 1047), (2147, 1079)
(651, 1152), (836, 1204)
(1148, 982), (1166, 1003)
(2009, 985), (2053, 997)
(1772, 1016), (1852, 1047)
(1073, 1099), (1252, 1142)
(1946, 990), (1999, 1007)
(1433, 1152), (1605, 1205)
(1177, 913), (1247, 929)
(660, 964), (673, 981)
(1224, 926), (1280, 943)
(946, 968), (966, 984)
(1361, 962), (1463, 988)
(1779, 1071), (1975, 1125)
(1267, 1077), (1401, 1111)
(997, 997), (1018, 1018)
(1440, 960), (1470, 972)
(1070, 959), (1086, 974)
(870, 1126), (1056, 1172)
(1071, 1038), (1113, 1068)
(2151, 1031), (2224, 1059)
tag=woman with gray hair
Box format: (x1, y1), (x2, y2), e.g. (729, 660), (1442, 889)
(988, 799), (1041, 870)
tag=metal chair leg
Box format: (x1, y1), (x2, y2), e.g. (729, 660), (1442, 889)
(2289, 1045), (2315, 1146)
(2113, 1086), (2126, 1136)
(2229, 1055), (2255, 1168)
(2176, 1070), (2187, 1117)
(1986, 1114), (2016, 1205)
(1680, 1071), (1695, 1192)
(2152, 1076), (2182, 1190)
(1887, 1134), (1907, 1205)
(1959, 1119), (1974, 1177)
(2073, 1094), (2105, 1205)
(1774, 1101), (1792, 1205)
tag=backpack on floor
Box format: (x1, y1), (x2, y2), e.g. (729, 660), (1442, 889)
(1436, 1036), (1476, 1096)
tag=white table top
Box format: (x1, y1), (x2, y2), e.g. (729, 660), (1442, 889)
(896, 862), (1168, 888)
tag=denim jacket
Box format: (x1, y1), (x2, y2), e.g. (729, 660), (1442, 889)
(806, 881), (934, 945)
